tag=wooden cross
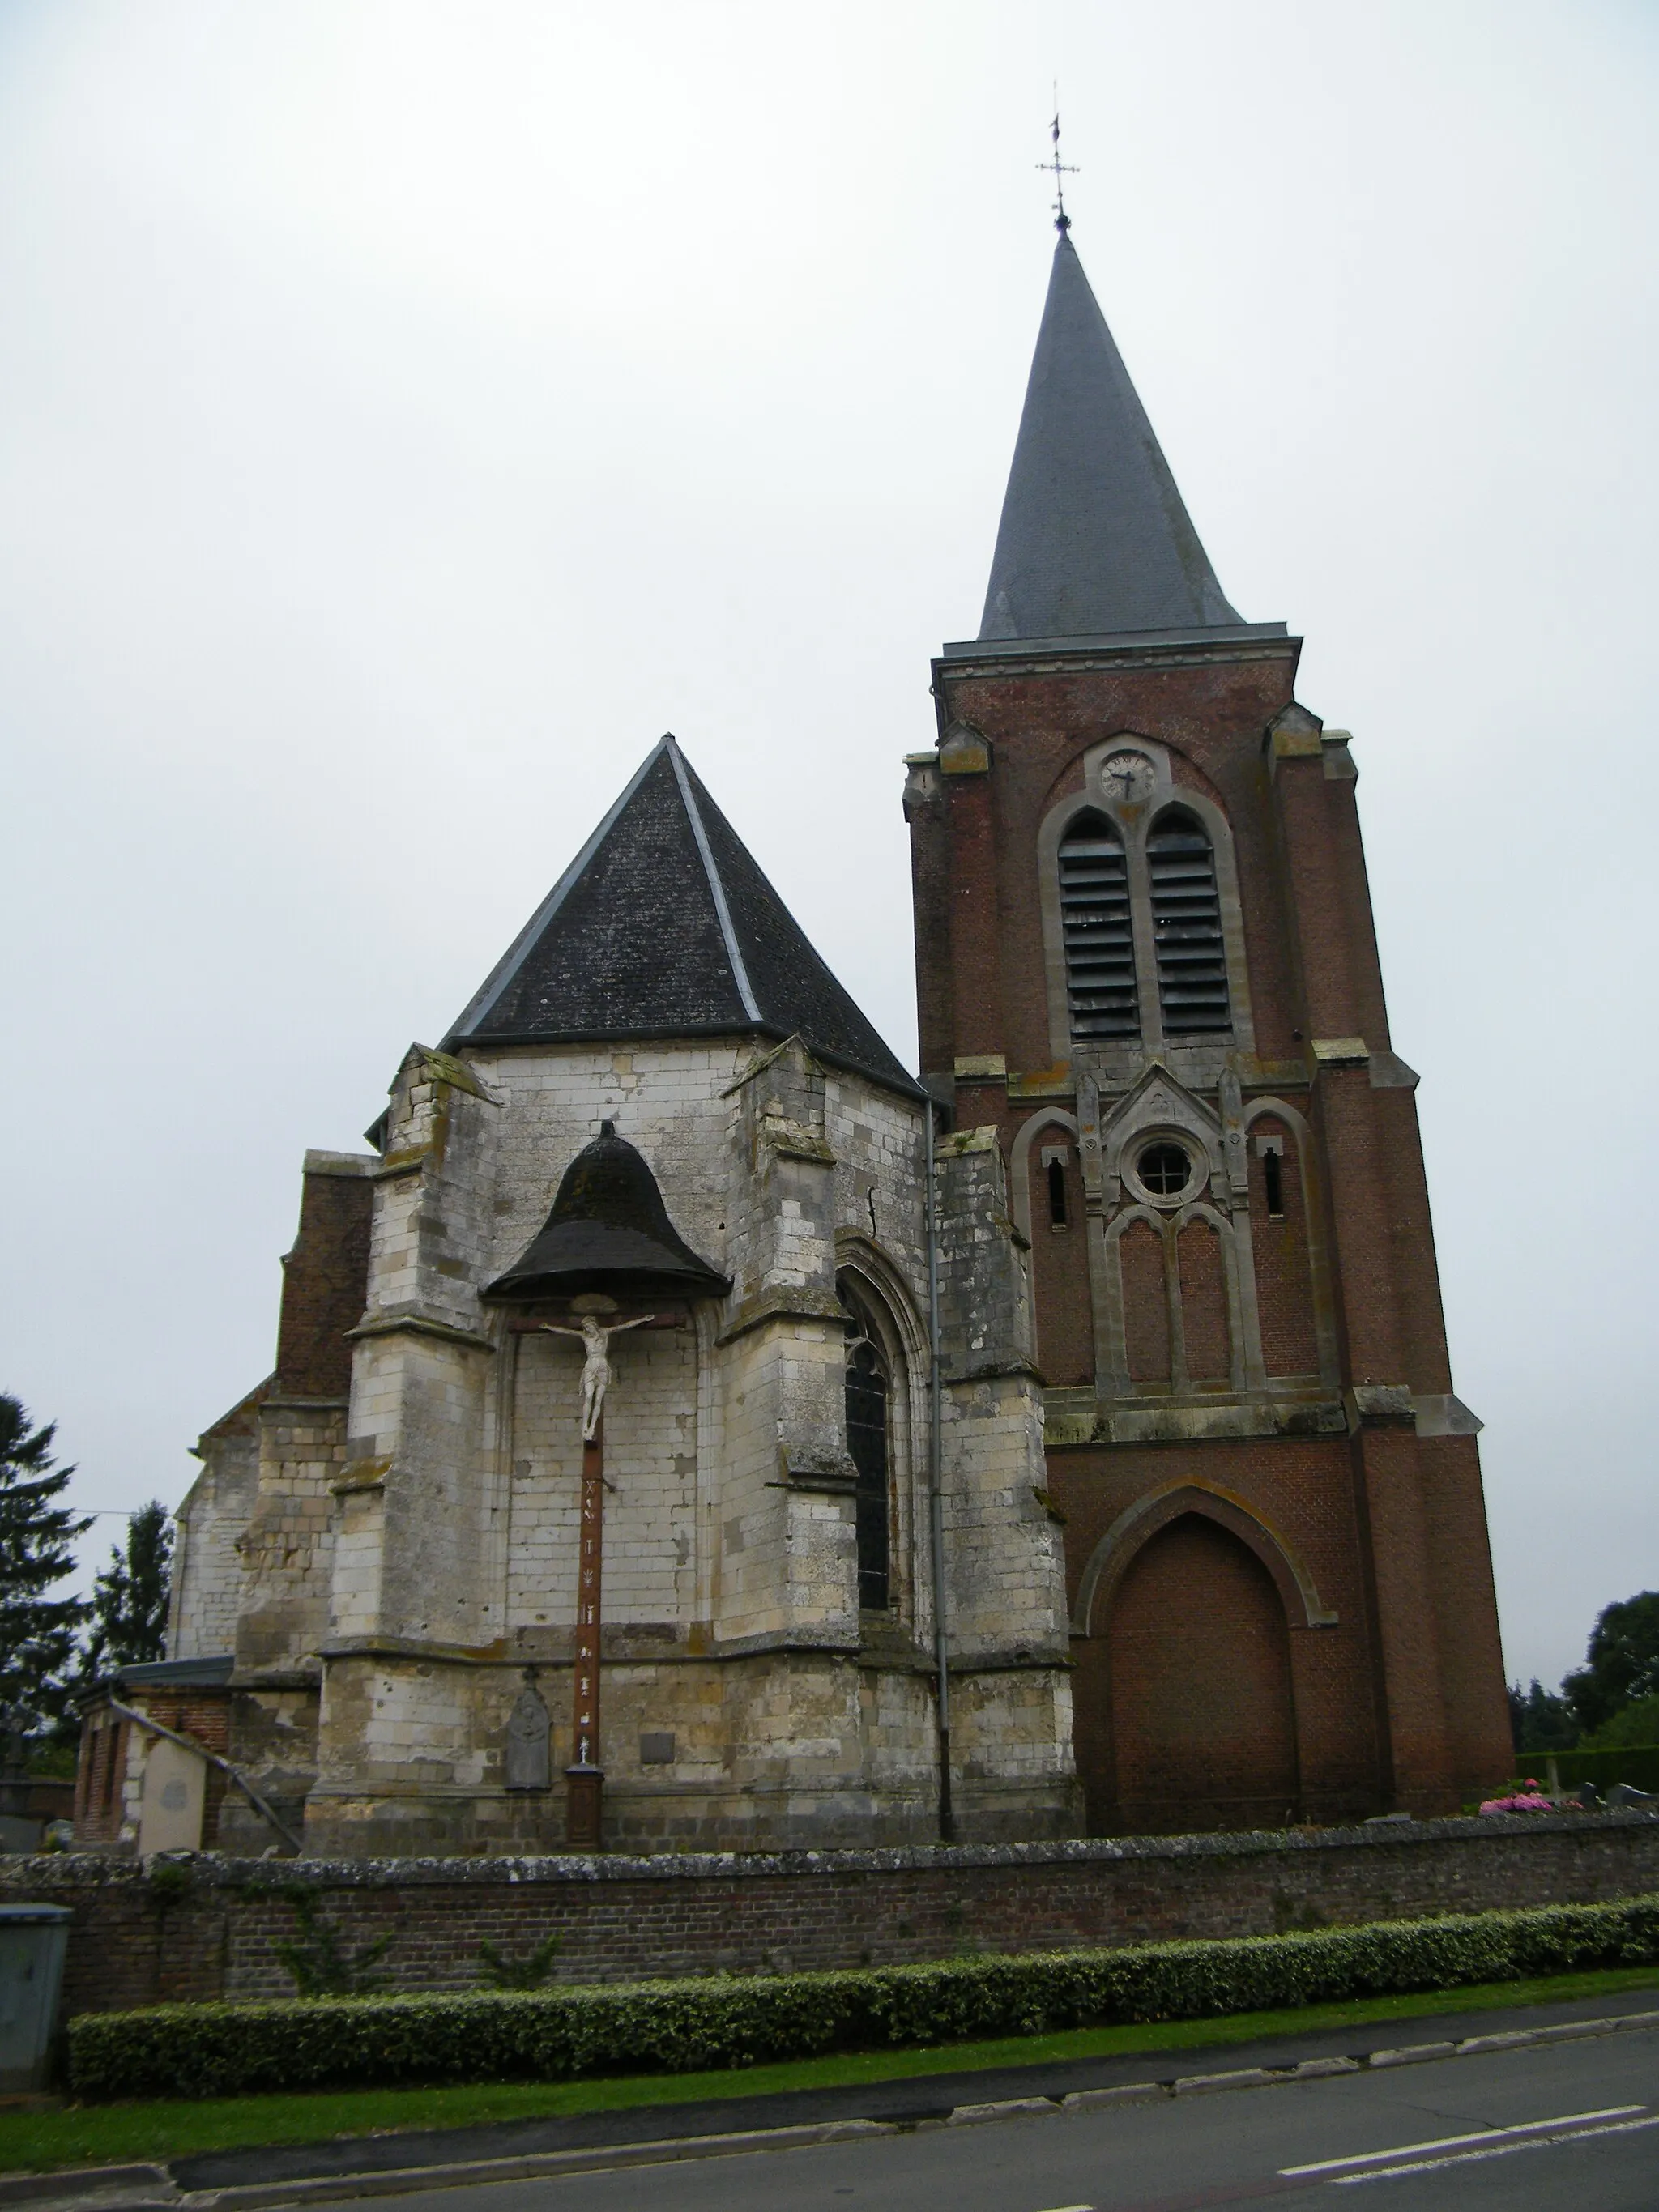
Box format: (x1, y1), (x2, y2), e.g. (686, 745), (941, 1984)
(565, 1412), (605, 1849)
(513, 1306), (687, 1850)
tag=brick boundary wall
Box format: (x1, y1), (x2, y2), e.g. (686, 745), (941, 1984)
(6, 1813), (1659, 2022)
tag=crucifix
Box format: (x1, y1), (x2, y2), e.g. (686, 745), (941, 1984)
(536, 1310), (654, 1848)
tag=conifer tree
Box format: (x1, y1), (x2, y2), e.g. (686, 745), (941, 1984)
(82, 1500), (173, 1676)
(1508, 1676), (1577, 1754)
(0, 1394), (91, 1742)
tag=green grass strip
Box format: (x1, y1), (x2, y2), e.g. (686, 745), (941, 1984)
(6, 1963), (1655, 2176)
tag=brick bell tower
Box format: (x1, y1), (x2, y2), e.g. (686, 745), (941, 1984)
(905, 225), (1512, 1832)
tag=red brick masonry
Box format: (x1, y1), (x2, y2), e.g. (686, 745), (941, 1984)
(7, 1813), (1658, 2021)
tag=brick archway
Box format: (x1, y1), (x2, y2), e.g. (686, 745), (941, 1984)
(1069, 1482), (1333, 1836)
(1072, 1480), (1336, 1638)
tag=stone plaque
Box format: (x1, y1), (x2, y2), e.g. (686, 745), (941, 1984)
(505, 1676), (552, 1792)
(137, 1737), (206, 1853)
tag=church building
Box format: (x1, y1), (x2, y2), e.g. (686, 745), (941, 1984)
(76, 225), (1512, 1857)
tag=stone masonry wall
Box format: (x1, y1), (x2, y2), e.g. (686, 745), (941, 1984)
(232, 1402), (348, 1673)
(168, 1029), (1077, 1852)
(169, 1396), (265, 1662)
(11, 1814), (1659, 2022)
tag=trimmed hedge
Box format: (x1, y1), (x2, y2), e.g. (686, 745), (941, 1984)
(69, 1894), (1659, 2101)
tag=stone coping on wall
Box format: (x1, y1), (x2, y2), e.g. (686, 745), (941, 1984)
(6, 1810), (1656, 1891)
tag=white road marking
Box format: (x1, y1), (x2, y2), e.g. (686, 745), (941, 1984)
(1328, 2112), (1659, 2184)
(1281, 2103), (1644, 2175)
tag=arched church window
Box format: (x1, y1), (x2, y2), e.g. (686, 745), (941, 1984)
(1149, 809), (1231, 1034)
(1047, 1156), (1068, 1226)
(841, 1286), (892, 1612)
(1262, 1144), (1285, 1220)
(1059, 812), (1138, 1040)
(1137, 1141), (1192, 1199)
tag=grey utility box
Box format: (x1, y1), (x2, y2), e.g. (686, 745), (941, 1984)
(0, 1903), (72, 2092)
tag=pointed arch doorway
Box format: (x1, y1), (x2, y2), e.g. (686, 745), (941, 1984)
(1071, 1485), (1327, 1835)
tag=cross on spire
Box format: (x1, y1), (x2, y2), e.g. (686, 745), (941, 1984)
(1038, 98), (1080, 233)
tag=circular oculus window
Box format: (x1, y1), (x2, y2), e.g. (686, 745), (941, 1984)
(1135, 1140), (1196, 1201)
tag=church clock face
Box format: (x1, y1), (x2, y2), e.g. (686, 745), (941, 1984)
(1099, 750), (1155, 805)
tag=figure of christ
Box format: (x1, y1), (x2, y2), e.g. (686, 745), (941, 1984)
(536, 1313), (655, 1439)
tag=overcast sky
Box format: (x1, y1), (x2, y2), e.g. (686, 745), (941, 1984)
(2, 2), (1655, 1698)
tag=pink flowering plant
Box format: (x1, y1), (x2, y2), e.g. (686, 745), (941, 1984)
(1478, 1777), (1555, 1813)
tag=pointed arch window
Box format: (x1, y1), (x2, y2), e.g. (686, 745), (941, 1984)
(1047, 1156), (1068, 1226)
(840, 1279), (892, 1611)
(1059, 811), (1139, 1040)
(1149, 809), (1230, 1034)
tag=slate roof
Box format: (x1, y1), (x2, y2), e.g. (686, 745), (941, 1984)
(446, 736), (918, 1096)
(979, 234), (1243, 642)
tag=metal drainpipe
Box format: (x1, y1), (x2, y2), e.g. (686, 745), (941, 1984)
(925, 1101), (954, 1843)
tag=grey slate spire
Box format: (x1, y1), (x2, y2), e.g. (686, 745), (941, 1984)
(979, 235), (1241, 641)
(445, 735), (917, 1095)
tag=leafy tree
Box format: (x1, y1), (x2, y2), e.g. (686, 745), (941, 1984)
(1563, 1592), (1659, 1735)
(81, 1500), (173, 1677)
(0, 1394), (91, 1745)
(1583, 1691), (1659, 1751)
(1508, 1677), (1578, 1754)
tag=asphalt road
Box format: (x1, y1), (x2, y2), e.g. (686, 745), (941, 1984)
(288, 2027), (1659, 2212)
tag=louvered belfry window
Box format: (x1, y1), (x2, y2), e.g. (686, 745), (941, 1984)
(1149, 810), (1231, 1034)
(1060, 812), (1139, 1040)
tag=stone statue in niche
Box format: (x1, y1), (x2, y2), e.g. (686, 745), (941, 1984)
(537, 1313), (655, 1439)
(505, 1670), (552, 1792)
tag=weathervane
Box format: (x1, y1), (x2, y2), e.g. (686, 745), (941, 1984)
(1038, 96), (1080, 233)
